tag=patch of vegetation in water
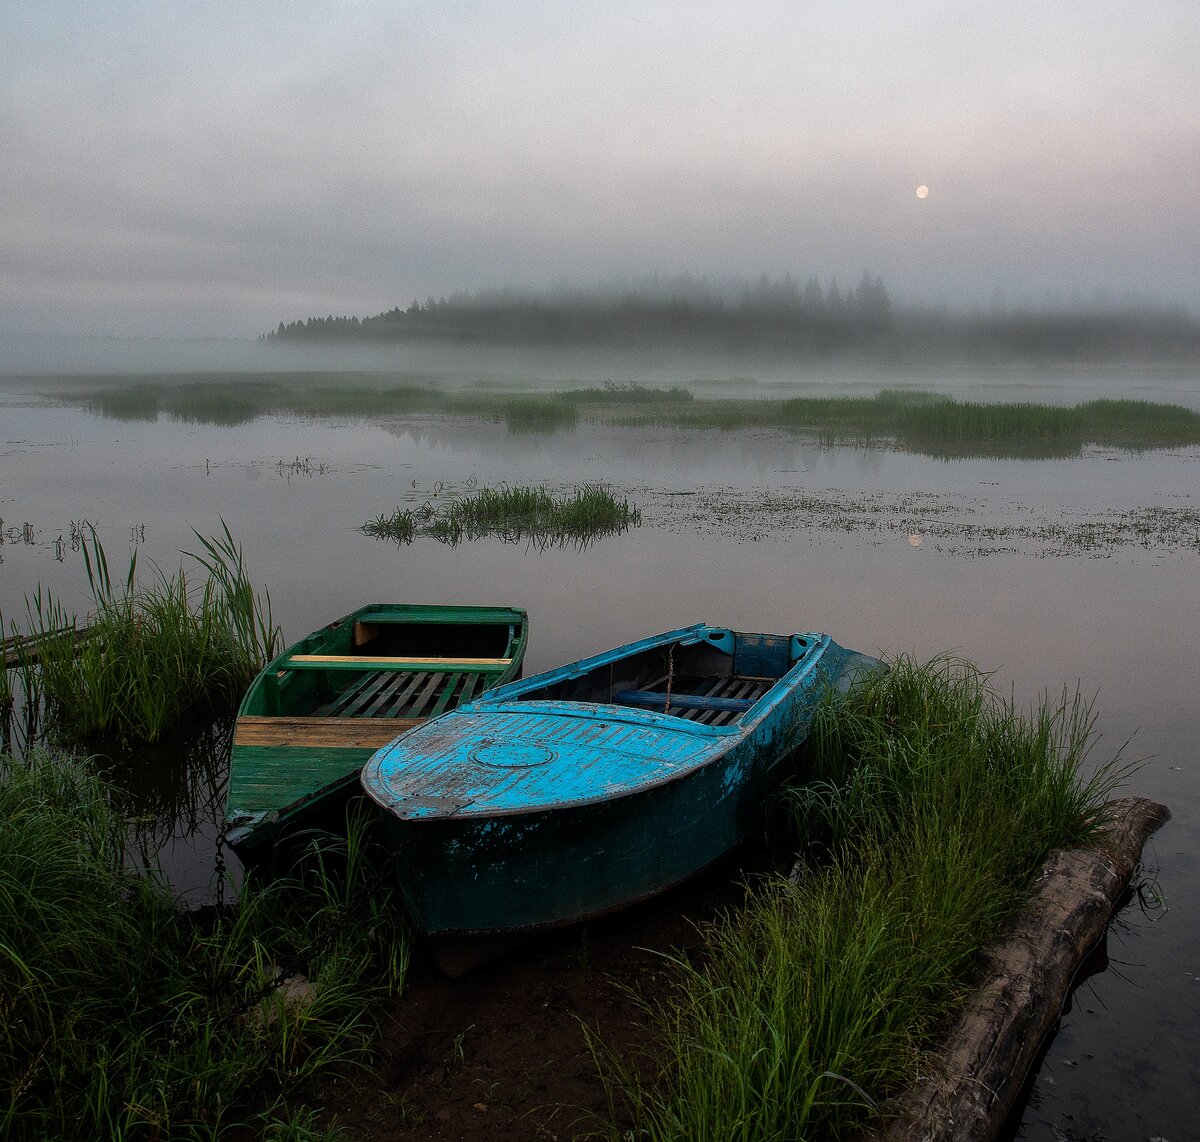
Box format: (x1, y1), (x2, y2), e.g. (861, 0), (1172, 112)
(363, 483), (641, 549)
(68, 377), (1200, 455)
(603, 656), (1128, 1141)
(776, 389), (1200, 456)
(0, 748), (408, 1142)
(6, 524), (280, 747)
(652, 485), (1200, 558)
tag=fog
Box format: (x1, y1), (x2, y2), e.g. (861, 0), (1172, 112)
(2, 3), (1197, 342)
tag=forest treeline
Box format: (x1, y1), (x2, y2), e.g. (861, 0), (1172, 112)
(262, 273), (1200, 362)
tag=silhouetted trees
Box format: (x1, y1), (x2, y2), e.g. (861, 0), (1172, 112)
(261, 273), (1198, 363)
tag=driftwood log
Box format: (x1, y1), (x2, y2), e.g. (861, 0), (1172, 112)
(869, 795), (1170, 1142)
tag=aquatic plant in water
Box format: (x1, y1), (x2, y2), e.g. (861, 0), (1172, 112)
(362, 483), (641, 549)
(69, 377), (1200, 457)
(15, 523), (280, 746)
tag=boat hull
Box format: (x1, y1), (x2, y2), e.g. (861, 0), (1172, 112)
(378, 722), (790, 937)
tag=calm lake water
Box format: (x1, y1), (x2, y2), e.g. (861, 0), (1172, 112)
(2, 354), (1197, 1141)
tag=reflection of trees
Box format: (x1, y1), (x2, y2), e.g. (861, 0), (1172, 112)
(2, 700), (234, 900)
(94, 716), (233, 876)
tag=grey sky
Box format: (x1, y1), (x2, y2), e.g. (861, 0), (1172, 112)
(2, 1), (1197, 337)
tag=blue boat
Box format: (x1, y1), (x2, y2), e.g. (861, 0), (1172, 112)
(360, 623), (877, 943)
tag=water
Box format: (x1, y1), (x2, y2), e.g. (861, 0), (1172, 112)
(2, 362), (1197, 1140)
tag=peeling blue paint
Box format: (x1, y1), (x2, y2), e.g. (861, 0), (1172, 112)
(359, 624), (880, 936)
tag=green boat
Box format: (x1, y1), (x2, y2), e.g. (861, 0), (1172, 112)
(224, 603), (527, 864)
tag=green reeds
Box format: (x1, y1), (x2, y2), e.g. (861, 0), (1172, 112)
(1, 750), (409, 1141)
(19, 524), (280, 746)
(501, 394), (581, 430)
(609, 656), (1127, 1141)
(362, 483), (641, 548)
(69, 377), (1200, 455)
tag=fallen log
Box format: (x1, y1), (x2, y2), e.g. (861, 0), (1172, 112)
(869, 795), (1170, 1142)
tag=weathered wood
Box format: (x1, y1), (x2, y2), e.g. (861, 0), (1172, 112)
(284, 653), (513, 669)
(615, 688), (757, 712)
(233, 715), (421, 748)
(226, 602), (529, 864)
(2, 625), (98, 668)
(869, 796), (1170, 1142)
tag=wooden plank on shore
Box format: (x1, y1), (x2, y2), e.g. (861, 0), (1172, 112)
(233, 715), (421, 748)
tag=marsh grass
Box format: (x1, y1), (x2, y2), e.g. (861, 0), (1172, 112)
(71, 379), (1200, 454)
(1, 750), (408, 1141)
(606, 656), (1128, 1142)
(16, 523), (280, 746)
(782, 390), (1200, 455)
(362, 483), (641, 548)
(499, 394), (581, 431)
(573, 386), (1200, 454)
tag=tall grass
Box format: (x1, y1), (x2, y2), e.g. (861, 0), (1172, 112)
(362, 483), (641, 548)
(1, 749), (409, 1141)
(17, 524), (280, 746)
(609, 656), (1128, 1141)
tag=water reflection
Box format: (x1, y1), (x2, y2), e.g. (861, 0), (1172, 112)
(96, 718), (231, 857)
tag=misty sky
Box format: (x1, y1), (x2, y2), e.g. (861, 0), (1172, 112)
(3, 1), (1197, 338)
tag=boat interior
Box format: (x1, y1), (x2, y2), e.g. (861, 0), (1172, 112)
(259, 615), (524, 723)
(510, 629), (811, 728)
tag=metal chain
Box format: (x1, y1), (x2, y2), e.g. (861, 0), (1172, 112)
(213, 826), (228, 913)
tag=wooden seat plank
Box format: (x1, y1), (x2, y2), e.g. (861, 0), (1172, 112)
(616, 677), (758, 720)
(234, 716), (422, 749)
(284, 654), (512, 671)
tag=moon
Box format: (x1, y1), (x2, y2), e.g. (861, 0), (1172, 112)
(916, 184), (930, 199)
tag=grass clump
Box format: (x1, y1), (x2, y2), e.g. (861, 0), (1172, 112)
(1, 749), (408, 1141)
(14, 523), (280, 746)
(610, 656), (1126, 1141)
(362, 483), (641, 548)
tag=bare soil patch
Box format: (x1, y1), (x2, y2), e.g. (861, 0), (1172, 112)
(328, 845), (766, 1141)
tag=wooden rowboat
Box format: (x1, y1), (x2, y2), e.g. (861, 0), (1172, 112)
(224, 603), (527, 864)
(359, 623), (877, 947)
